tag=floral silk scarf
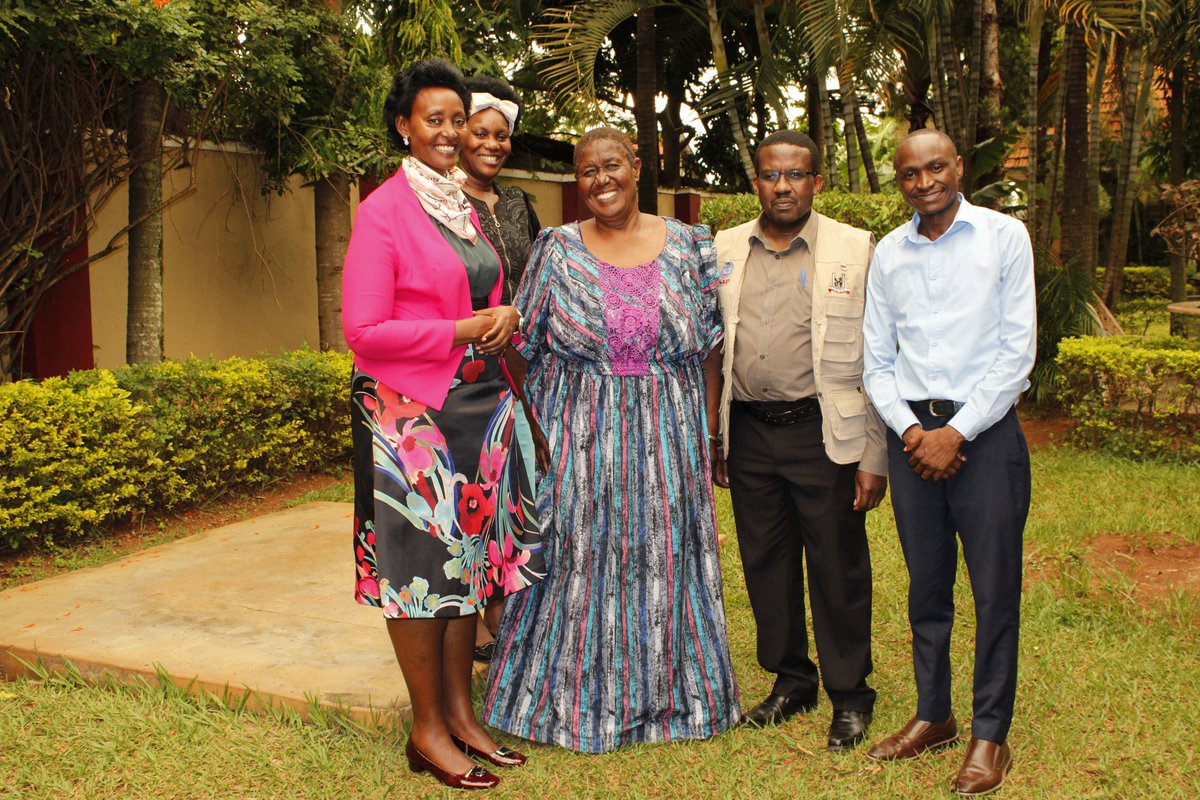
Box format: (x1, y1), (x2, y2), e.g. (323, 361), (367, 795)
(402, 156), (477, 243)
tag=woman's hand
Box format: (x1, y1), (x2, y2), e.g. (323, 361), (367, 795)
(531, 421), (551, 473)
(711, 444), (730, 489)
(473, 305), (521, 355)
(452, 315), (493, 347)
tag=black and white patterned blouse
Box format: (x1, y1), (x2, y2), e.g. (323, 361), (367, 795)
(467, 182), (542, 305)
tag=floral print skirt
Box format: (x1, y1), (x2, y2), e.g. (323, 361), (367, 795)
(350, 347), (544, 618)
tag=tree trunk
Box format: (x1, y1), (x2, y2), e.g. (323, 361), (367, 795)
(964, 0), (983, 199)
(126, 78), (165, 365)
(900, 40), (935, 134)
(817, 76), (838, 188)
(313, 171), (349, 352)
(974, 0), (1004, 196)
(1059, 22), (1092, 271)
(1025, 5), (1043, 243)
(807, 69), (825, 166)
(754, 86), (769, 140)
(659, 78), (685, 188)
(1087, 39), (1108, 272)
(635, 9), (658, 214)
(1039, 35), (1070, 259)
(1102, 36), (1154, 309)
(854, 103), (880, 193)
(751, 0), (788, 127)
(930, 27), (949, 133)
(706, 0), (755, 187)
(937, 8), (966, 155)
(1167, 66), (1187, 334)
(838, 68), (861, 192)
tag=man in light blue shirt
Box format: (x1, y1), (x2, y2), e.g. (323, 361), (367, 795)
(861, 129), (1036, 797)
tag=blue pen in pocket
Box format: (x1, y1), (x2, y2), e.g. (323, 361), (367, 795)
(801, 270), (806, 289)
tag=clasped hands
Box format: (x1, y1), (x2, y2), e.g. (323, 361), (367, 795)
(902, 424), (967, 481)
(472, 305), (520, 356)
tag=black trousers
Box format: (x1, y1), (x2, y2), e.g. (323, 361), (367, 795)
(727, 403), (876, 712)
(888, 405), (1030, 744)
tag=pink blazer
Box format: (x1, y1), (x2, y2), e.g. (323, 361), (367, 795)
(342, 168), (502, 409)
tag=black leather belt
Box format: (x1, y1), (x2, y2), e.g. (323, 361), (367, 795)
(910, 399), (964, 417)
(734, 397), (820, 425)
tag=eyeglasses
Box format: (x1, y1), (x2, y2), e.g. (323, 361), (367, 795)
(757, 169), (818, 184)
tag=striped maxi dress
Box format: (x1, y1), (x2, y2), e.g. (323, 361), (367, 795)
(483, 218), (741, 753)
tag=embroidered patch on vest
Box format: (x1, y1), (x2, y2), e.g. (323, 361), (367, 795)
(827, 269), (852, 295)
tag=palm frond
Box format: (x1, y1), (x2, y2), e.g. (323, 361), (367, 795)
(534, 0), (701, 102)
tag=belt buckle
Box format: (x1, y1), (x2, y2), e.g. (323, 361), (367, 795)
(928, 400), (953, 417)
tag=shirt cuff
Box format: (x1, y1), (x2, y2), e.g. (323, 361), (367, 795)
(891, 407), (921, 439)
(947, 406), (984, 441)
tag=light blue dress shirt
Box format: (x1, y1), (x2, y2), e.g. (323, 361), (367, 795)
(862, 196), (1036, 441)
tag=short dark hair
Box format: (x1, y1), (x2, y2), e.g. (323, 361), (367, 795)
(382, 58), (470, 151)
(754, 131), (822, 174)
(573, 126), (637, 170)
(464, 74), (523, 132)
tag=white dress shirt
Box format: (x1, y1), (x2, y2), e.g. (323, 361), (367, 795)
(862, 196), (1036, 441)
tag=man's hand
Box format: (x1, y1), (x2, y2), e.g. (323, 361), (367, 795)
(853, 470), (887, 511)
(903, 424), (966, 481)
(713, 449), (730, 489)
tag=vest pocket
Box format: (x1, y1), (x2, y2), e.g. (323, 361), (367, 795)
(822, 321), (862, 374)
(828, 388), (867, 440)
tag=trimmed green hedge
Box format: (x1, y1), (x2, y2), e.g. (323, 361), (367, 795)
(1115, 297), (1172, 336)
(1095, 265), (1171, 299)
(0, 350), (353, 551)
(700, 190), (912, 240)
(1057, 336), (1200, 461)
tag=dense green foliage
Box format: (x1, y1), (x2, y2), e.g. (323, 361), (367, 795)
(1029, 262), (1104, 404)
(699, 191), (912, 240)
(0, 351), (352, 550)
(1115, 297), (1172, 336)
(1096, 265), (1172, 299)
(1057, 335), (1200, 461)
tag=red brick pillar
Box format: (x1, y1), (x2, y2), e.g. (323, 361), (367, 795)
(674, 192), (702, 224)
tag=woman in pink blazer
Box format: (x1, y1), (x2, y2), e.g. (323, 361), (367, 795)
(342, 58), (544, 791)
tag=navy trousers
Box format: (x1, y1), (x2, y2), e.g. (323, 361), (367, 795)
(728, 404), (876, 713)
(887, 405), (1030, 744)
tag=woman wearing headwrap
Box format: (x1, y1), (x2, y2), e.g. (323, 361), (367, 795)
(458, 74), (544, 663)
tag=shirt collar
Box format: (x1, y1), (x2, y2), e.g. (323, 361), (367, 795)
(902, 193), (979, 243)
(749, 211), (819, 254)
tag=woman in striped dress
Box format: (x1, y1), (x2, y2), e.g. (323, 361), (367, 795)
(483, 127), (740, 753)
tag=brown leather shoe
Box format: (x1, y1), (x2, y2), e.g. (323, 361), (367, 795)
(866, 715), (959, 761)
(953, 738), (1012, 795)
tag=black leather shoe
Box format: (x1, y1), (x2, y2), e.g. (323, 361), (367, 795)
(827, 709), (872, 751)
(739, 692), (817, 727)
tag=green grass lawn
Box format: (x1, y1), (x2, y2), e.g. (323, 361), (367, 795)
(2, 445), (1199, 799)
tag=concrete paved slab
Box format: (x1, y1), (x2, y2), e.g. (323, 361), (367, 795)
(0, 503), (416, 726)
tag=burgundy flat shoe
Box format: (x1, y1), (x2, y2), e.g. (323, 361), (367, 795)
(405, 739), (500, 790)
(451, 733), (528, 767)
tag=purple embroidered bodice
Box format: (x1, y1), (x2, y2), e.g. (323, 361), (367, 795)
(596, 259), (661, 376)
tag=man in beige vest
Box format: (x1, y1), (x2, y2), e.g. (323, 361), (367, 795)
(713, 130), (887, 751)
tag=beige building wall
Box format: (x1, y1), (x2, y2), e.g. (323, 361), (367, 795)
(89, 143), (353, 369)
(499, 169), (569, 228)
(87, 150), (717, 369)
